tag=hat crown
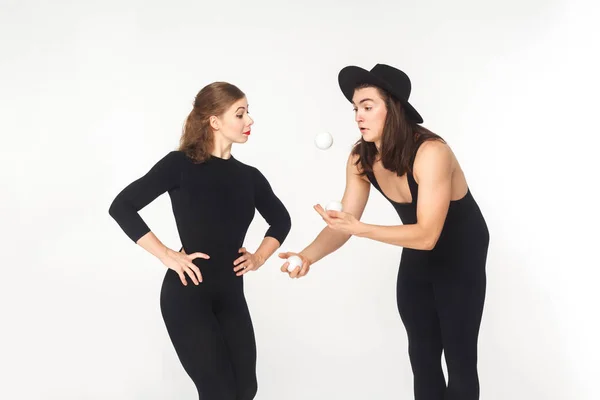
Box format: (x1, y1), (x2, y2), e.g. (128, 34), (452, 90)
(337, 63), (423, 123)
(370, 64), (412, 99)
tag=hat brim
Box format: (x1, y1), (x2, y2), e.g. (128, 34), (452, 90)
(338, 66), (423, 123)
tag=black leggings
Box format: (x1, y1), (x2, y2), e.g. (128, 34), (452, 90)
(160, 269), (257, 400)
(397, 247), (487, 400)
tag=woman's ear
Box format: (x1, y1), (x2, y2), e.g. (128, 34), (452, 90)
(209, 115), (220, 131)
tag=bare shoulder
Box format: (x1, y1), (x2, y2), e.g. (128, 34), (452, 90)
(415, 139), (454, 163)
(347, 152), (369, 182)
(347, 152), (360, 167)
(413, 139), (455, 177)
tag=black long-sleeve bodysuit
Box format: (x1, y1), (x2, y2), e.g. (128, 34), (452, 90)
(109, 151), (291, 399)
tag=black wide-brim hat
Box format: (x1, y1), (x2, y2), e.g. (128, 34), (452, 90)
(338, 63), (423, 123)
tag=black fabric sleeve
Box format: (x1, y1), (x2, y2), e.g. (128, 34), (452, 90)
(109, 151), (182, 242)
(252, 167), (291, 245)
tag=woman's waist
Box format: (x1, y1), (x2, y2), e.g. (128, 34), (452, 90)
(180, 234), (245, 256)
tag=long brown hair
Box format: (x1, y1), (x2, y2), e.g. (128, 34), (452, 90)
(351, 84), (443, 176)
(179, 82), (246, 163)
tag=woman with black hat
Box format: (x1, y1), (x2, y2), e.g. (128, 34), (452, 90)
(279, 64), (489, 400)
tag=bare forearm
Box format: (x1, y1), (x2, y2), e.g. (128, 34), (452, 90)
(254, 236), (282, 265)
(136, 231), (168, 261)
(301, 227), (352, 264)
(355, 223), (434, 250)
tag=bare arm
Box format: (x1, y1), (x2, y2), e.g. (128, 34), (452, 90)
(233, 236), (282, 276)
(254, 237), (282, 265)
(136, 231), (170, 261)
(301, 153), (370, 263)
(354, 141), (453, 250)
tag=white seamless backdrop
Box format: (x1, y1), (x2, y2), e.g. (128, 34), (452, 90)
(1, 0), (598, 399)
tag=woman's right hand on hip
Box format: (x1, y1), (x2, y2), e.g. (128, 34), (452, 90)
(159, 247), (209, 286)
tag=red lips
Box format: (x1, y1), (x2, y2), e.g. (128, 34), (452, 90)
(243, 130), (251, 136)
